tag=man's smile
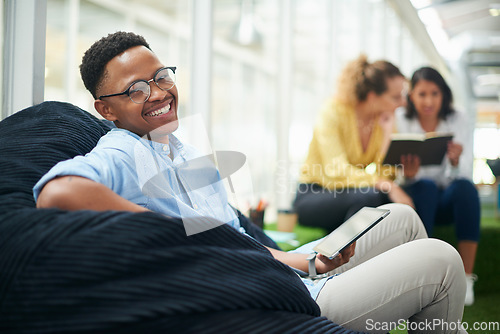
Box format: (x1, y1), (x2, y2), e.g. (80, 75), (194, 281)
(144, 102), (172, 117)
(143, 97), (176, 120)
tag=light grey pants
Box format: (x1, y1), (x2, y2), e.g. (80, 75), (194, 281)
(302, 203), (467, 334)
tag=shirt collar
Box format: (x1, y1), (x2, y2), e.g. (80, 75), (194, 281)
(110, 128), (185, 157)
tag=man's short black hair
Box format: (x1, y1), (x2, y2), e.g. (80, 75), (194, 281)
(80, 31), (151, 99)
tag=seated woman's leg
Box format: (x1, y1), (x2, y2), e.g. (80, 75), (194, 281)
(436, 178), (480, 245)
(294, 183), (390, 232)
(402, 179), (439, 236)
(437, 178), (480, 305)
(316, 239), (467, 334)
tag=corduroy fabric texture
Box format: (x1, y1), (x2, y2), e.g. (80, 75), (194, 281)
(0, 102), (362, 333)
(0, 101), (111, 211)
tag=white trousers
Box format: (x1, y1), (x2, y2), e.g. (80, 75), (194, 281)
(305, 204), (467, 334)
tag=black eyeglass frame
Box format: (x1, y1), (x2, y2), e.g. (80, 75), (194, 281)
(98, 66), (177, 104)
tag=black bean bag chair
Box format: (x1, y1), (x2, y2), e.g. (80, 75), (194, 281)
(0, 102), (361, 333)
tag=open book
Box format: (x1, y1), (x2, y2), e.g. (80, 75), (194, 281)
(382, 132), (454, 166)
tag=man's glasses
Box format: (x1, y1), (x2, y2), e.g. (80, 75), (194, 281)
(98, 67), (176, 104)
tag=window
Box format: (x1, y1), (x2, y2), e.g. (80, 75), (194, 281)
(43, 0), (437, 219)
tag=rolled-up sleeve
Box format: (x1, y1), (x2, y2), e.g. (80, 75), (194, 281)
(33, 149), (115, 202)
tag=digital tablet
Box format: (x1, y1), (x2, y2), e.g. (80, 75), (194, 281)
(313, 207), (390, 258)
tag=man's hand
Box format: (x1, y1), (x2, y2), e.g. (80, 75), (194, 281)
(315, 242), (356, 273)
(266, 242), (356, 275)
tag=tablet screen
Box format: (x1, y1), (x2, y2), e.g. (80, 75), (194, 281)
(313, 207), (390, 258)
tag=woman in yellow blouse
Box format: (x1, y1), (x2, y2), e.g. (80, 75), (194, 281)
(294, 55), (414, 232)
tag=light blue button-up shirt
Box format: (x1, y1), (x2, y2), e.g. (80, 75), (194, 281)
(33, 128), (331, 299)
(33, 128), (241, 235)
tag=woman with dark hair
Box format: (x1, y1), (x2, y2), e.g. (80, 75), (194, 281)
(396, 66), (480, 306)
(294, 55), (413, 233)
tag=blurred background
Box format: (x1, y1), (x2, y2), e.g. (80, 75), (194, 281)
(1, 0), (499, 220)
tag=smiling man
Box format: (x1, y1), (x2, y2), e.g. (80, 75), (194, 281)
(35, 32), (241, 233)
(33, 32), (468, 333)
(93, 45), (179, 140)
(34, 29), (356, 293)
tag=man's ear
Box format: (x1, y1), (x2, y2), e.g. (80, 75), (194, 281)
(94, 100), (117, 121)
